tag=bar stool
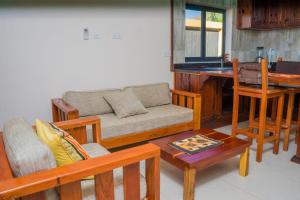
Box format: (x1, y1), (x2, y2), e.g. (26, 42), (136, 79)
(271, 60), (300, 151)
(231, 59), (286, 162)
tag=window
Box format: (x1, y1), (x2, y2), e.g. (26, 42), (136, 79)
(185, 4), (225, 62)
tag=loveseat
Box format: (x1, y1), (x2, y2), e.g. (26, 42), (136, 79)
(52, 83), (201, 149)
(0, 117), (160, 200)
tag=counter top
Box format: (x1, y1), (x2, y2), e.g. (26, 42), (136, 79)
(174, 68), (300, 86)
(174, 68), (233, 78)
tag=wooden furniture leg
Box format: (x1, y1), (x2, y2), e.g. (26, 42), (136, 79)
(257, 96), (267, 162)
(274, 94), (284, 154)
(283, 92), (294, 151)
(248, 97), (256, 142)
(291, 131), (300, 164)
(239, 147), (250, 177)
(232, 92), (239, 137)
(271, 97), (278, 121)
(183, 167), (196, 200)
(296, 105), (300, 144)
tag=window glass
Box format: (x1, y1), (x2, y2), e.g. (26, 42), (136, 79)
(205, 11), (224, 57)
(185, 9), (202, 58)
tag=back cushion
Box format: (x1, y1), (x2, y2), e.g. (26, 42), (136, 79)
(3, 118), (57, 177)
(63, 89), (121, 116)
(124, 83), (171, 108)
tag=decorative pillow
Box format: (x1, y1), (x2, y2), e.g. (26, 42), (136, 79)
(104, 90), (148, 118)
(35, 119), (89, 167)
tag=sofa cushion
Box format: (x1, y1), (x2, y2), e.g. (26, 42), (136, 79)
(99, 104), (193, 139)
(82, 143), (110, 158)
(81, 143), (146, 200)
(63, 89), (121, 116)
(3, 118), (58, 200)
(124, 83), (171, 108)
(3, 118), (57, 177)
(104, 90), (148, 118)
(35, 120), (89, 167)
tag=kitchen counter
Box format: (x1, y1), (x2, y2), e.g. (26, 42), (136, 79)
(174, 68), (233, 78)
(175, 68), (300, 85)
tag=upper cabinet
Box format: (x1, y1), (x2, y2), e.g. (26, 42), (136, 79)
(237, 0), (300, 30)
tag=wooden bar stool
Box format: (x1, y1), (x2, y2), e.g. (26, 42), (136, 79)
(231, 59), (286, 162)
(271, 61), (300, 151)
(272, 89), (300, 151)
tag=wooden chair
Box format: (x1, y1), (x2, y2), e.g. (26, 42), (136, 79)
(232, 59), (286, 162)
(0, 117), (160, 200)
(271, 61), (300, 151)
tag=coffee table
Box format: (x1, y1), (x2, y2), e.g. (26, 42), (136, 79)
(150, 128), (251, 200)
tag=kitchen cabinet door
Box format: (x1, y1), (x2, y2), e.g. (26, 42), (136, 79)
(237, 0), (252, 29)
(252, 0), (268, 28)
(292, 0), (300, 26)
(267, 0), (284, 28)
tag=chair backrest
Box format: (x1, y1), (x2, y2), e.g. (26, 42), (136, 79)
(276, 61), (300, 75)
(232, 58), (269, 92)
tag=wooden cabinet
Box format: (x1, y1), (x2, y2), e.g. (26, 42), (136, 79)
(251, 0), (268, 28)
(237, 0), (300, 29)
(174, 72), (229, 122)
(292, 0), (300, 26)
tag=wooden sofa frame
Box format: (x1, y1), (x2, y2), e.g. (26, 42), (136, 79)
(0, 117), (160, 200)
(52, 89), (202, 149)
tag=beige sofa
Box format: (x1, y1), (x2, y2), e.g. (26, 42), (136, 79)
(52, 83), (201, 149)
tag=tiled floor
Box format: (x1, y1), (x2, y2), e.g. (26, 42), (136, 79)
(142, 121), (300, 200)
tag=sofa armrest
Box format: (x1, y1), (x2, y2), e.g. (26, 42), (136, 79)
(171, 89), (201, 98)
(54, 116), (101, 145)
(171, 89), (201, 130)
(51, 98), (79, 122)
(0, 144), (160, 200)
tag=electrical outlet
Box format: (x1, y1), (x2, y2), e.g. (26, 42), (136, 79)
(93, 33), (101, 40)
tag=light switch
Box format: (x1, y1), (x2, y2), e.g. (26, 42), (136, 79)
(83, 28), (89, 40)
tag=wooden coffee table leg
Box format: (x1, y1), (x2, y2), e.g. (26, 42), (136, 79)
(183, 167), (196, 200)
(239, 147), (250, 177)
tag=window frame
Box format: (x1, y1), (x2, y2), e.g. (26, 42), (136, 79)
(185, 4), (226, 62)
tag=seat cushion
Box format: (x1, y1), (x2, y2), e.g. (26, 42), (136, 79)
(124, 83), (171, 108)
(99, 104), (193, 139)
(81, 143), (146, 200)
(82, 143), (110, 158)
(63, 89), (121, 116)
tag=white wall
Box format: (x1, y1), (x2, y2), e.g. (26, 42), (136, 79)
(0, 1), (171, 126)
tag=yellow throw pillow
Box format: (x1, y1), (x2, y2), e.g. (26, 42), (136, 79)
(35, 119), (89, 167)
